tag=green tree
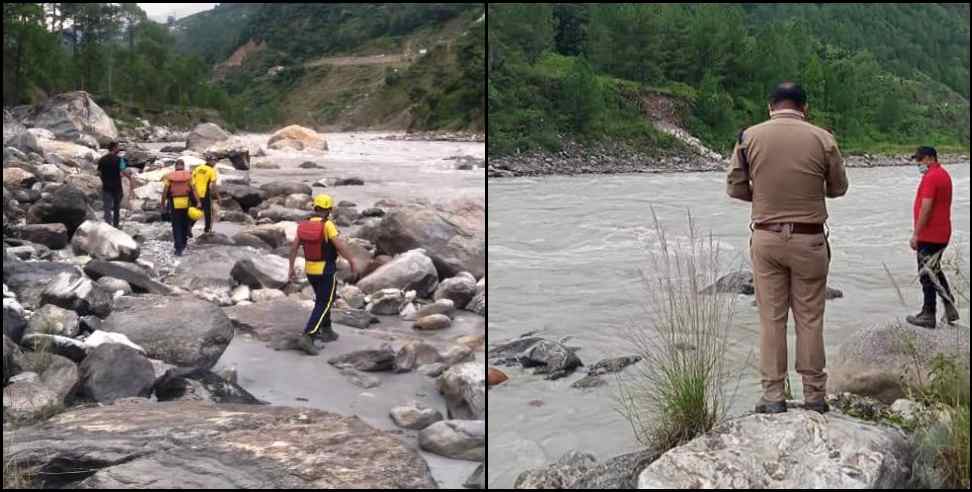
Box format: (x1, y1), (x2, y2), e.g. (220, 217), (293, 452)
(561, 57), (601, 133)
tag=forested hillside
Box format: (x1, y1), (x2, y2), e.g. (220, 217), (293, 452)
(488, 3), (971, 157)
(3, 3), (485, 133)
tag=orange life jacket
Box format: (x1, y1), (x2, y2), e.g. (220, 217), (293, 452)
(167, 171), (192, 198)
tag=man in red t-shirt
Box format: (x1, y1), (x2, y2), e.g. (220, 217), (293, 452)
(906, 146), (959, 328)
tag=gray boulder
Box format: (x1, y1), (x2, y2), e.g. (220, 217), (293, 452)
(97, 277), (133, 296)
(102, 296), (234, 369)
(390, 402), (444, 430)
(3, 300), (29, 343)
(357, 249), (439, 298)
(434, 274), (478, 308)
(3, 334), (22, 385)
(219, 184), (265, 210)
(41, 272), (114, 317)
(368, 289), (405, 316)
(186, 123), (230, 152)
(637, 410), (912, 489)
(334, 308), (378, 329)
(438, 362), (486, 421)
(19, 333), (88, 362)
(414, 314), (452, 331)
(4, 260), (80, 311)
(26, 91), (118, 145)
(418, 420), (485, 462)
(26, 304), (81, 338)
(71, 220), (140, 262)
(83, 260), (173, 295)
(231, 256), (291, 290)
(514, 449), (660, 489)
(79, 343), (156, 403)
(328, 348), (396, 372)
(416, 299), (456, 319)
(26, 184), (89, 237)
(2, 380), (62, 423)
(259, 181), (313, 199)
(153, 367), (266, 405)
(15, 223), (69, 249)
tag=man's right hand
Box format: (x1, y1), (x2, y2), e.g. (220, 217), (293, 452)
(288, 268), (297, 283)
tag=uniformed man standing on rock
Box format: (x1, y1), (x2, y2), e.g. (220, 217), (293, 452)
(727, 82), (849, 415)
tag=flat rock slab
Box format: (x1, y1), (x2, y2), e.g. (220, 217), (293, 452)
(5, 401), (437, 489)
(224, 299), (312, 341)
(637, 410), (911, 489)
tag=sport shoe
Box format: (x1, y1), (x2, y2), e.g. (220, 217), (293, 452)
(944, 303), (960, 325)
(755, 399), (787, 414)
(906, 310), (937, 329)
(315, 326), (339, 343)
(804, 400), (830, 414)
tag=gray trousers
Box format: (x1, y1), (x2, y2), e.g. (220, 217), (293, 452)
(102, 190), (122, 228)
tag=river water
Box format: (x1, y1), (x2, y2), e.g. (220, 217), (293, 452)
(486, 164), (970, 489)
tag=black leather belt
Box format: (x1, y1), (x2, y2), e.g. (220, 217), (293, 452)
(754, 223), (825, 235)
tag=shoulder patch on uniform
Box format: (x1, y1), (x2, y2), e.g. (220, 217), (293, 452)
(737, 130), (746, 145)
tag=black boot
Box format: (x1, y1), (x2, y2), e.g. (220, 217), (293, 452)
(315, 325), (339, 343)
(297, 334), (320, 356)
(755, 398), (787, 414)
(803, 400), (830, 414)
(906, 309), (937, 329)
(944, 302), (960, 325)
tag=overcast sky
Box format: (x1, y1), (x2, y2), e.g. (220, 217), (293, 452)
(138, 3), (218, 22)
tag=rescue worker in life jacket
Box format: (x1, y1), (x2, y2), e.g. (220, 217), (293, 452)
(161, 159), (201, 257)
(288, 194), (360, 355)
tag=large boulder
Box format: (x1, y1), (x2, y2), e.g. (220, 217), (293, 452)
(83, 260), (174, 295)
(357, 249), (439, 298)
(163, 244), (264, 295)
(34, 352), (81, 404)
(466, 290), (485, 316)
(830, 322), (971, 404)
(3, 260), (80, 311)
(3, 300), (29, 343)
(219, 184), (265, 210)
(14, 223), (69, 250)
(5, 401), (437, 489)
(230, 255), (290, 290)
(65, 174), (103, 201)
(82, 330), (146, 354)
(101, 296), (234, 369)
(514, 449), (660, 489)
(637, 410), (912, 489)
(257, 205), (311, 223)
(267, 125), (329, 152)
(365, 199), (485, 279)
(3, 167), (38, 190)
(41, 272), (114, 318)
(71, 220), (140, 262)
(259, 181), (313, 199)
(26, 91), (118, 145)
(438, 362), (486, 421)
(434, 274), (478, 308)
(185, 123), (230, 151)
(19, 333), (88, 362)
(79, 343), (156, 403)
(3, 109), (43, 155)
(419, 420), (485, 462)
(26, 184), (90, 237)
(153, 367), (265, 405)
(2, 380), (62, 423)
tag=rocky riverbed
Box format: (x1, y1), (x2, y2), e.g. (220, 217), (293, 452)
(3, 91), (485, 489)
(487, 139), (969, 178)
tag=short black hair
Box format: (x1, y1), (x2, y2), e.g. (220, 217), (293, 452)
(108, 141), (120, 151)
(769, 82), (807, 107)
(912, 146), (938, 161)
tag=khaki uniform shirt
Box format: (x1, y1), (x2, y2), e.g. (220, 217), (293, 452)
(727, 109), (849, 224)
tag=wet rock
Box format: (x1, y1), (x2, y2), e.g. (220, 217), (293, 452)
(357, 250), (439, 298)
(368, 288), (406, 316)
(267, 125), (329, 152)
(5, 401), (437, 488)
(83, 260), (174, 296)
(414, 314), (452, 331)
(231, 255), (291, 290)
(334, 177), (365, 186)
(701, 271), (755, 295)
(390, 402), (444, 430)
(260, 181), (313, 199)
(299, 161), (322, 169)
(514, 449), (660, 489)
(20, 333), (88, 363)
(26, 91), (118, 145)
(102, 295), (234, 369)
(419, 420), (485, 462)
(26, 304), (81, 338)
(394, 343), (419, 373)
(97, 276), (133, 296)
(487, 368), (509, 387)
(41, 272), (114, 317)
(637, 410), (911, 489)
(570, 375), (607, 389)
(26, 184), (89, 236)
(337, 366), (381, 389)
(333, 308), (378, 329)
(438, 362), (485, 420)
(588, 355), (643, 376)
(153, 367), (266, 405)
(518, 339), (584, 381)
(15, 223), (69, 249)
(434, 275), (478, 308)
(327, 348), (395, 372)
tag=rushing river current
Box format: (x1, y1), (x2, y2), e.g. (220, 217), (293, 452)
(486, 164), (970, 489)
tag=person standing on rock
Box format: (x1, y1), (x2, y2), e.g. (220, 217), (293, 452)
(906, 146), (959, 329)
(288, 194), (360, 355)
(97, 142), (134, 229)
(727, 82), (849, 415)
(190, 156), (221, 237)
(161, 160), (201, 257)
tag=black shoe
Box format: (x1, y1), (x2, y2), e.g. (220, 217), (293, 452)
(314, 326), (339, 343)
(906, 310), (937, 329)
(804, 400), (830, 414)
(944, 303), (960, 325)
(298, 335), (320, 356)
(755, 399), (787, 414)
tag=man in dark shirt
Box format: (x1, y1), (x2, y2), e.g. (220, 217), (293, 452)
(97, 142), (134, 228)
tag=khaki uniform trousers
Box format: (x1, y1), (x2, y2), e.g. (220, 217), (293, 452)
(751, 228), (830, 404)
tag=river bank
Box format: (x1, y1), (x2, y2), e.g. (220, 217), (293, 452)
(487, 140), (970, 178)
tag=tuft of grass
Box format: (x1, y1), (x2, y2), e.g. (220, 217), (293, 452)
(615, 208), (748, 452)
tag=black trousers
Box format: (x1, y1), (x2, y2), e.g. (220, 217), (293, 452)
(169, 203), (190, 255)
(102, 189), (122, 228)
(304, 266), (337, 336)
(917, 242), (955, 313)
